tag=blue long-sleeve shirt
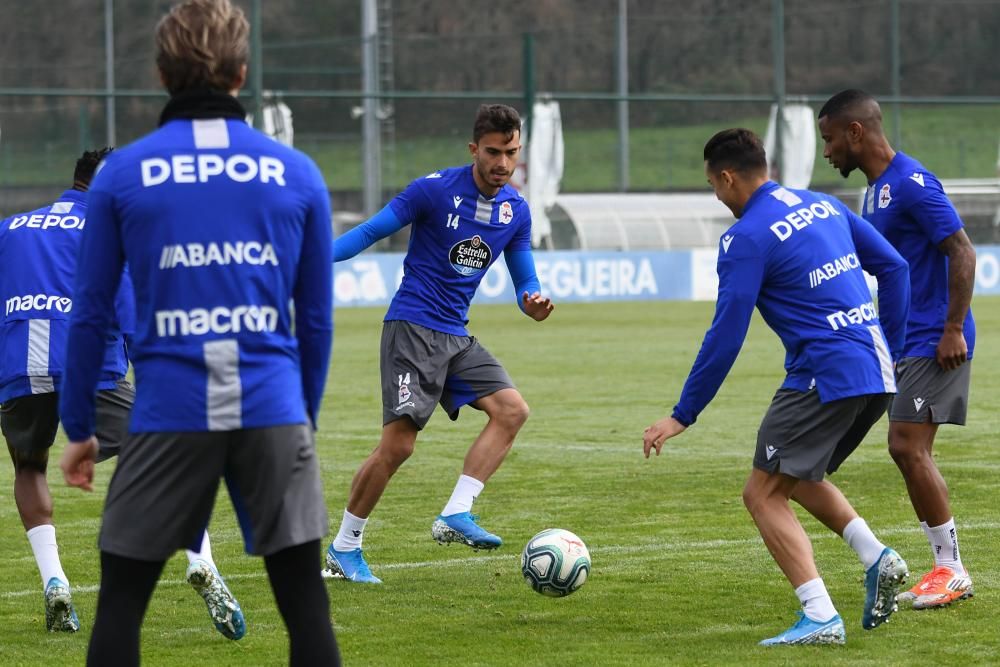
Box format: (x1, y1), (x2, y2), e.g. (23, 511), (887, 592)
(60, 115), (333, 439)
(672, 181), (910, 427)
(334, 169), (542, 332)
(0, 189), (130, 403)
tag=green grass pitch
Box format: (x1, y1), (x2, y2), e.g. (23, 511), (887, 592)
(1, 298), (998, 665)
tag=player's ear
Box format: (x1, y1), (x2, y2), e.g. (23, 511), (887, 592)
(468, 142), (478, 157)
(846, 120), (864, 144)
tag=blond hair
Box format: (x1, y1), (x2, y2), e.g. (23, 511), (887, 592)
(155, 0), (249, 95)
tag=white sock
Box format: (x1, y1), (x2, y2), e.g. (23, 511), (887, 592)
(440, 474), (485, 517)
(185, 531), (216, 569)
(842, 517), (887, 570)
(795, 577), (838, 623)
(27, 524), (68, 589)
(332, 509), (369, 552)
(927, 518), (965, 573)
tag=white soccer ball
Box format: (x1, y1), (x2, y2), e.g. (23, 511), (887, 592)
(521, 528), (590, 597)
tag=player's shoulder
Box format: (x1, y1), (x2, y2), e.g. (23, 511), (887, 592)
(885, 152), (942, 195)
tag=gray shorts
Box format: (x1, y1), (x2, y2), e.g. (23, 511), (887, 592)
(755, 388), (892, 481)
(99, 424), (327, 560)
(889, 356), (971, 425)
(380, 320), (515, 429)
(0, 380), (134, 461)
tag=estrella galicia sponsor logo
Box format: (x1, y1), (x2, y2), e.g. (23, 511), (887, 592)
(155, 304), (278, 337)
(825, 301), (877, 331)
(808, 252), (860, 288)
(159, 241), (278, 269)
(449, 235), (492, 276)
(5, 294), (72, 317)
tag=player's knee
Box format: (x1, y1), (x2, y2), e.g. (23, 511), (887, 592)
(494, 395), (530, 432)
(377, 439), (414, 468)
(11, 448), (49, 475)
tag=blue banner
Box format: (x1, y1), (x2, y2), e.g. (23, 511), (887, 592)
(333, 245), (1000, 307)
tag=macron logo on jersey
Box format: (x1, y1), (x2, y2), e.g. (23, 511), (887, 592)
(155, 304), (278, 337)
(5, 294), (72, 317)
(825, 301), (877, 331)
(141, 154), (286, 187)
(769, 200), (841, 242)
(721, 235), (734, 253)
(910, 173), (925, 187)
(159, 241), (278, 269)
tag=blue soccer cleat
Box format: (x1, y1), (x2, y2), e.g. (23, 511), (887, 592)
(431, 512), (502, 550)
(186, 559), (247, 640)
(44, 577), (80, 633)
(862, 546), (908, 629)
(759, 611), (846, 646)
(325, 545), (382, 584)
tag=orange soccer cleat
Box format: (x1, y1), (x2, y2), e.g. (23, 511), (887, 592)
(896, 565), (974, 610)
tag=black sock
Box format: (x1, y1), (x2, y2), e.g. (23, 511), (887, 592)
(88, 551), (165, 667)
(264, 540), (341, 666)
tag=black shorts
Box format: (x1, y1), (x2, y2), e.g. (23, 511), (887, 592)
(99, 424), (327, 560)
(379, 320), (515, 429)
(0, 380), (134, 461)
(889, 356), (971, 425)
(755, 388), (891, 481)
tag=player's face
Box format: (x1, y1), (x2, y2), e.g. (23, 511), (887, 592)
(819, 115), (858, 178)
(470, 131), (521, 194)
(705, 163), (740, 218)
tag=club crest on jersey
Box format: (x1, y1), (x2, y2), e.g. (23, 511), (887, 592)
(878, 183), (892, 208)
(499, 201), (514, 224)
(449, 235), (492, 276)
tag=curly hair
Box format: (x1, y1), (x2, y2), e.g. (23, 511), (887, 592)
(155, 0), (249, 95)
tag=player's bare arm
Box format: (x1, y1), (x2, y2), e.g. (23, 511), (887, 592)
(936, 228), (976, 370)
(521, 291), (554, 321)
(642, 416), (687, 458)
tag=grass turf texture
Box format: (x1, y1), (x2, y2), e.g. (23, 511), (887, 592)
(1, 297), (998, 665)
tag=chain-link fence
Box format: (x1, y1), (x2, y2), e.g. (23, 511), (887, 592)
(2, 0), (999, 228)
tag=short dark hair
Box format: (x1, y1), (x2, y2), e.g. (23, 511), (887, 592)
(818, 89), (876, 121)
(472, 104), (521, 143)
(74, 147), (114, 186)
(703, 128), (767, 174)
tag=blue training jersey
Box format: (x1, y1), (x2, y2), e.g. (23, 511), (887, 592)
(59, 116), (333, 439)
(672, 181), (910, 427)
(861, 151), (975, 359)
(385, 165), (533, 335)
(0, 190), (129, 404)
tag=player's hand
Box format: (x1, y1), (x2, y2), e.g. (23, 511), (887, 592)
(521, 291), (554, 321)
(935, 324), (968, 371)
(60, 436), (99, 492)
(643, 417), (686, 458)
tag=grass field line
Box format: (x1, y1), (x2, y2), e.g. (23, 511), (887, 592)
(5, 519), (998, 601)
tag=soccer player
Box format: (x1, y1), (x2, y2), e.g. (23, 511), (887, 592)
(0, 149), (244, 639)
(57, 1), (339, 664)
(643, 129), (912, 645)
(324, 103), (554, 584)
(818, 90), (977, 610)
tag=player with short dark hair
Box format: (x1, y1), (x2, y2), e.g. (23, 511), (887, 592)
(644, 128), (912, 645)
(324, 103), (554, 584)
(819, 89), (978, 610)
(57, 1), (339, 664)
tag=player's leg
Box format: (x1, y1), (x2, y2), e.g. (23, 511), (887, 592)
(225, 424), (338, 662)
(326, 417), (419, 583)
(2, 393), (78, 632)
(432, 339), (526, 550)
(87, 551), (165, 667)
(93, 380), (246, 638)
(888, 358), (972, 609)
(328, 321), (447, 581)
(265, 540), (341, 667)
